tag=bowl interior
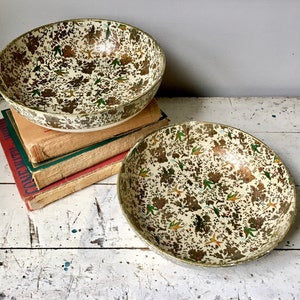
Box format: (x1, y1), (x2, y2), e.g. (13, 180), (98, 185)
(118, 122), (296, 266)
(0, 19), (165, 115)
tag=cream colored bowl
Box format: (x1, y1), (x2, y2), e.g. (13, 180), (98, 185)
(118, 122), (297, 267)
(0, 19), (165, 131)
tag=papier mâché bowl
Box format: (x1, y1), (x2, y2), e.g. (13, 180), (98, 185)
(0, 19), (165, 131)
(118, 122), (297, 267)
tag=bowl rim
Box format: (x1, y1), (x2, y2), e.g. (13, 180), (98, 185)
(117, 120), (298, 267)
(0, 18), (166, 118)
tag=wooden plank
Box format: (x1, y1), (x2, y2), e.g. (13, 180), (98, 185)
(0, 98), (8, 117)
(0, 184), (31, 248)
(158, 97), (300, 132)
(0, 249), (299, 299)
(0, 184), (145, 249)
(1, 183), (299, 250)
(0, 145), (14, 183)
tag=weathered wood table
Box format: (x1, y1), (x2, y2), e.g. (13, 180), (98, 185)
(0, 97), (299, 299)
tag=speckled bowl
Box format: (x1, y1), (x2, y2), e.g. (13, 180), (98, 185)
(0, 19), (165, 131)
(118, 122), (297, 267)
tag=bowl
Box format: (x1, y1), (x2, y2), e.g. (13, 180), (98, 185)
(118, 122), (297, 267)
(0, 19), (165, 132)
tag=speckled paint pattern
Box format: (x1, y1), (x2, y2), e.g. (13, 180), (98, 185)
(0, 19), (165, 131)
(118, 121), (297, 266)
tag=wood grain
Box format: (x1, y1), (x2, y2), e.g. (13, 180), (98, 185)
(0, 97), (299, 299)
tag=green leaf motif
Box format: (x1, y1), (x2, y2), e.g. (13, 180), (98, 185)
(203, 179), (214, 190)
(178, 161), (184, 171)
(172, 159), (184, 171)
(139, 168), (149, 178)
(33, 65), (41, 72)
(94, 78), (101, 84)
(106, 22), (111, 39)
(32, 89), (41, 97)
(191, 146), (202, 155)
(251, 144), (260, 153)
(111, 58), (121, 68)
(264, 171), (271, 180)
(53, 45), (62, 56)
(116, 77), (128, 83)
(96, 98), (107, 106)
(146, 204), (158, 216)
(213, 206), (220, 218)
(227, 192), (239, 201)
(175, 130), (186, 141)
(244, 226), (257, 238)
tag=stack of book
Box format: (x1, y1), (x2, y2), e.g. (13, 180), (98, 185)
(0, 99), (169, 210)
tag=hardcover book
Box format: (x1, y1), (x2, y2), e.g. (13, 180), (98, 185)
(0, 117), (127, 210)
(11, 98), (161, 163)
(3, 109), (169, 189)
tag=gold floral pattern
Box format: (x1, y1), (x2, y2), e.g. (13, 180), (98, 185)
(118, 122), (297, 266)
(0, 19), (165, 131)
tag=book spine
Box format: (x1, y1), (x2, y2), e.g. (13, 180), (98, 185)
(0, 119), (39, 199)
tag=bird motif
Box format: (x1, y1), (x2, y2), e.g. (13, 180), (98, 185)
(206, 233), (222, 247)
(55, 69), (67, 76)
(169, 221), (183, 230)
(139, 168), (149, 178)
(168, 184), (183, 196)
(84, 49), (93, 59)
(227, 192), (240, 201)
(172, 159), (184, 171)
(192, 146), (203, 155)
(265, 200), (277, 210)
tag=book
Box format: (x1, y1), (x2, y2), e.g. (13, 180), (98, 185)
(0, 117), (127, 210)
(3, 109), (169, 189)
(11, 98), (162, 163)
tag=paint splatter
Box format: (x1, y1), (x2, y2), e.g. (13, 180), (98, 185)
(62, 261), (71, 271)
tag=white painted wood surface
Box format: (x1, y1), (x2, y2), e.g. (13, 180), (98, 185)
(0, 97), (299, 300)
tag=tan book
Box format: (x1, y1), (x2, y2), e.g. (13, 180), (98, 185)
(6, 108), (169, 190)
(11, 98), (161, 163)
(33, 117), (168, 189)
(1, 114), (129, 210)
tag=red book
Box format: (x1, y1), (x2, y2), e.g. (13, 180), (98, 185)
(0, 118), (127, 210)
